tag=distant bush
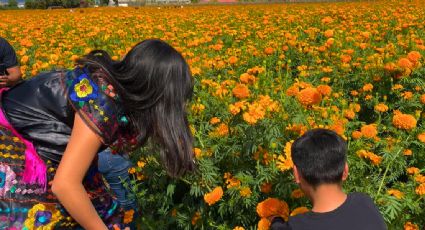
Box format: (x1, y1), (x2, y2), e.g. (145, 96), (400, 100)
(8, 0), (18, 7)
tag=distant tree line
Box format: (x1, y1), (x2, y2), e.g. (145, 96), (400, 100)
(23, 0), (109, 9)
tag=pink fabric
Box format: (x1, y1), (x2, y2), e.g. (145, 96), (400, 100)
(0, 88), (46, 190)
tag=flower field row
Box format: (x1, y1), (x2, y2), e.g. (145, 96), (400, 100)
(1, 0), (424, 229)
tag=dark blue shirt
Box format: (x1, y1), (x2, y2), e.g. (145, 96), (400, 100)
(271, 192), (387, 230)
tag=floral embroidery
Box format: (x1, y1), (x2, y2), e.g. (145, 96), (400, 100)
(23, 204), (63, 230)
(0, 164), (17, 196)
(69, 73), (99, 102)
(65, 67), (140, 150)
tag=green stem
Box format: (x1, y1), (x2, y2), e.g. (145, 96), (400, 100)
(376, 136), (410, 196)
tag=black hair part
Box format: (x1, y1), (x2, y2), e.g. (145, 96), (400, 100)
(291, 128), (347, 188)
(77, 39), (194, 177)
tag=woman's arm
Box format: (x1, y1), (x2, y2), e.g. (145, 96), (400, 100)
(52, 113), (107, 230)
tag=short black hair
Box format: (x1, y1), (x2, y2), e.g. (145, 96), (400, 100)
(291, 128), (347, 188)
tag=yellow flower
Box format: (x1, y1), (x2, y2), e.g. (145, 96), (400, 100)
(233, 226), (245, 230)
(387, 189), (404, 199)
(75, 78), (94, 98)
(24, 204), (63, 230)
(277, 141), (294, 171)
(239, 187), (252, 197)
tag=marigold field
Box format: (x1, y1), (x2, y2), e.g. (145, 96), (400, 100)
(1, 1), (425, 229)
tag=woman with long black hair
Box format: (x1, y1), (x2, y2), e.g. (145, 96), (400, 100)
(0, 39), (194, 229)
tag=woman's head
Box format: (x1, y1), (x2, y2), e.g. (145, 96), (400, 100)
(78, 39), (194, 177)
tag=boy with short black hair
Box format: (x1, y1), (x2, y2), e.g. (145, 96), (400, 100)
(271, 128), (387, 230)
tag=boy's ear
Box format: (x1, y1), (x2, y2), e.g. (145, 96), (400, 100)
(293, 165), (301, 184)
(342, 163), (349, 181)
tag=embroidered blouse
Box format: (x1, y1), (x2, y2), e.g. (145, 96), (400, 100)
(1, 67), (138, 164)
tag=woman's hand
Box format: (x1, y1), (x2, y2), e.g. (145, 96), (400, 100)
(52, 113), (107, 230)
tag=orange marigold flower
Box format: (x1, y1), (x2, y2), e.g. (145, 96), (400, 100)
(211, 123), (229, 137)
(406, 167), (420, 175)
(401, 91), (413, 100)
(321, 16), (333, 24)
(341, 55), (352, 63)
(258, 218), (271, 230)
(403, 149), (413, 156)
(209, 117), (221, 125)
(232, 84), (250, 99)
(191, 104), (205, 114)
(224, 172), (241, 189)
(351, 131), (362, 139)
(324, 29), (334, 38)
(415, 183), (425, 196)
(264, 47), (274, 55)
(258, 95), (279, 112)
(317, 85), (332, 96)
(392, 84), (404, 91)
(256, 198), (289, 220)
(420, 94), (425, 104)
(277, 141), (294, 171)
(415, 175), (425, 184)
(228, 56), (238, 64)
(374, 103), (389, 113)
(204, 186), (224, 206)
(286, 85), (300, 96)
(407, 51), (421, 63)
(260, 183), (272, 194)
(392, 113), (417, 130)
(233, 227), (245, 230)
(418, 133), (425, 143)
(191, 211), (201, 225)
(357, 150), (382, 165)
(350, 90), (359, 96)
(362, 83), (373, 92)
(297, 88), (322, 106)
(387, 189), (404, 199)
(243, 103), (266, 125)
(240, 73), (257, 85)
(404, 222), (419, 230)
(229, 101), (246, 115)
(360, 124), (378, 139)
(398, 58), (413, 69)
(290, 207), (309, 216)
(123, 209), (135, 224)
(291, 189), (305, 199)
(194, 148), (202, 158)
(344, 110), (356, 120)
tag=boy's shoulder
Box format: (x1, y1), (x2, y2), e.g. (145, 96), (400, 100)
(286, 192), (387, 230)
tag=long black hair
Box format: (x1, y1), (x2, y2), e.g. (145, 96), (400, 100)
(77, 39), (194, 177)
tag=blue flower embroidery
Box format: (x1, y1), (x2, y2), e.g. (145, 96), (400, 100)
(69, 73), (99, 102)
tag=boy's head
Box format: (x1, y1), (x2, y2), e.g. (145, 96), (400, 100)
(291, 129), (348, 190)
